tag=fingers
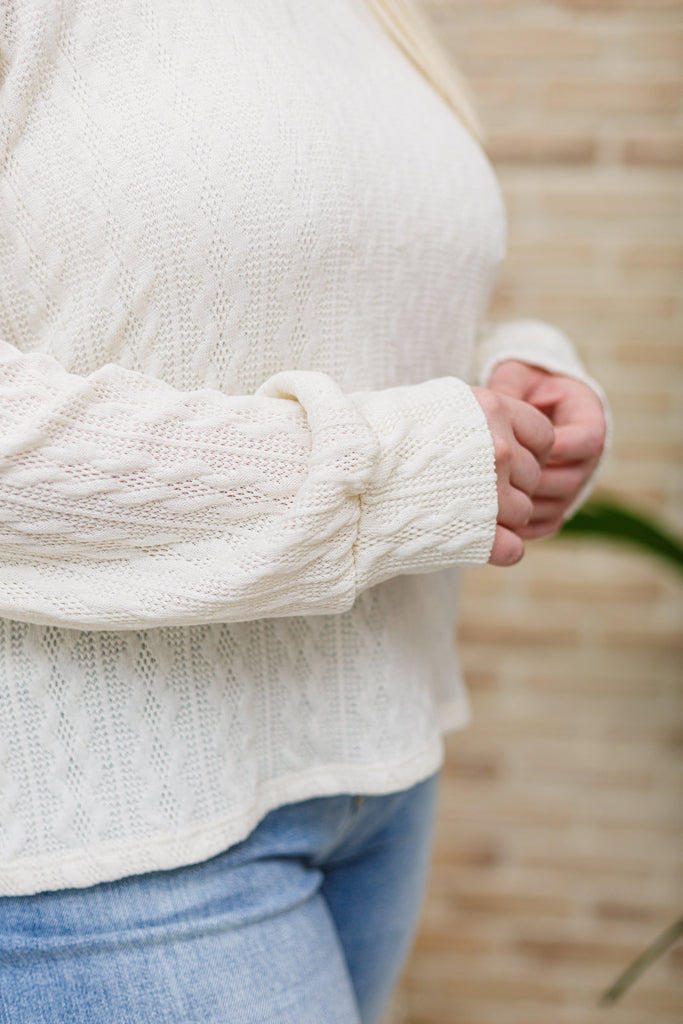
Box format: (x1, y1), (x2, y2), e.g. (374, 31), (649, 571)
(489, 364), (606, 467)
(487, 360), (539, 400)
(498, 486), (533, 532)
(482, 361), (608, 557)
(518, 517), (564, 541)
(549, 422), (606, 464)
(489, 524), (525, 567)
(525, 497), (565, 521)
(509, 445), (543, 496)
(471, 386), (554, 568)
(488, 361), (568, 413)
(519, 494), (565, 539)
(473, 387), (555, 467)
(508, 399), (555, 466)
(533, 463), (591, 500)
(523, 464), (593, 540)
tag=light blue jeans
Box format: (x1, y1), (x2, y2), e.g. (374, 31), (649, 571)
(0, 774), (438, 1023)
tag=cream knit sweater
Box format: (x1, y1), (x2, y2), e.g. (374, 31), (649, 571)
(0, 0), (604, 895)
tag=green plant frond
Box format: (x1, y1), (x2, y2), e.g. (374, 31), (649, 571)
(559, 497), (683, 574)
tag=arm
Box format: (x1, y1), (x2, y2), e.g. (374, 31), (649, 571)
(1, 340), (504, 630)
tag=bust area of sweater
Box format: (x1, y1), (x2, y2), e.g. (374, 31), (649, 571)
(1, 0), (506, 393)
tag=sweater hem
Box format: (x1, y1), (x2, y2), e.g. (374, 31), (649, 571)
(0, 719), (467, 897)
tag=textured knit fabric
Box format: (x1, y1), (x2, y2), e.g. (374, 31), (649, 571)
(0, 0), (604, 895)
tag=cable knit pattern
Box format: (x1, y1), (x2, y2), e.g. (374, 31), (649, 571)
(0, 0), (597, 894)
(0, 355), (495, 628)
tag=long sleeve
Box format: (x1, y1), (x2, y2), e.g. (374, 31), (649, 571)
(0, 341), (497, 630)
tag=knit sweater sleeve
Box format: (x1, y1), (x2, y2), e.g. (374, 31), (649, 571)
(0, 341), (497, 630)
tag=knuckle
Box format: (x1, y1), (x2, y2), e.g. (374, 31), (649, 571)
(494, 436), (513, 466)
(486, 390), (504, 415)
(474, 387), (502, 418)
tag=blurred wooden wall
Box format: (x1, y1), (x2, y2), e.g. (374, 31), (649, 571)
(390, 1), (683, 1021)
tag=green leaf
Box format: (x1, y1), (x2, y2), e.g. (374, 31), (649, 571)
(559, 497), (683, 573)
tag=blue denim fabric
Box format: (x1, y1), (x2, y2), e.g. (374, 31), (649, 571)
(0, 774), (438, 1024)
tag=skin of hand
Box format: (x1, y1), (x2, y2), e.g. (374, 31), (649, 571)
(471, 385), (555, 566)
(487, 360), (607, 542)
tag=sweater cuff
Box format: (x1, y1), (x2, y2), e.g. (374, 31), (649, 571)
(474, 319), (612, 517)
(475, 318), (595, 386)
(350, 377), (497, 592)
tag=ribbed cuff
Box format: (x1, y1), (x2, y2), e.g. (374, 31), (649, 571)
(350, 376), (498, 591)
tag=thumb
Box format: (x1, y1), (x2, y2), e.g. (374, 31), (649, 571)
(487, 360), (536, 401)
(524, 374), (568, 414)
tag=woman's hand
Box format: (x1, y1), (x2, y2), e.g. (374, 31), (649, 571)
(471, 386), (555, 566)
(487, 360), (607, 540)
